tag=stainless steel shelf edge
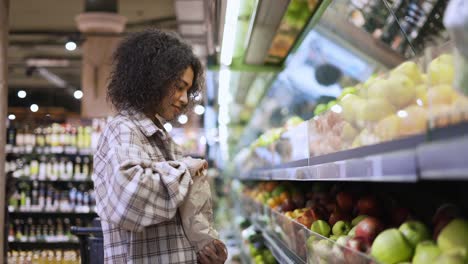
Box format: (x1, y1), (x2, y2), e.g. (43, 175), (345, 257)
(418, 136), (468, 180)
(262, 231), (305, 264)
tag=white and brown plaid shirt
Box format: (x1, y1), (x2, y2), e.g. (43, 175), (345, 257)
(93, 110), (197, 263)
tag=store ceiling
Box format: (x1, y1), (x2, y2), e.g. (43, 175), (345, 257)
(7, 0), (212, 114)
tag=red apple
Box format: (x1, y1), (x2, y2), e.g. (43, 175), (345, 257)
(355, 217), (385, 244)
(356, 195), (381, 217)
(391, 207), (411, 227)
(306, 205), (328, 222)
(281, 199), (296, 212)
(336, 192), (354, 212)
(433, 216), (454, 240)
(296, 214), (313, 228)
(432, 203), (460, 226)
(329, 209), (352, 227)
(292, 192), (305, 208)
(344, 237), (370, 264)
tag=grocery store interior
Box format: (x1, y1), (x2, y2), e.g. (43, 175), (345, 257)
(2, 0), (468, 263)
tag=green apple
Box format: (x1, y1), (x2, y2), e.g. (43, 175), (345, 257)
(399, 220), (430, 247)
(434, 252), (466, 264)
(351, 215), (368, 227)
(437, 219), (468, 260)
(348, 225), (358, 237)
(312, 239), (333, 260)
(413, 240), (441, 264)
(311, 220), (331, 238)
(329, 235), (341, 241)
(332, 221), (351, 236)
(371, 229), (413, 264)
(390, 61), (423, 84)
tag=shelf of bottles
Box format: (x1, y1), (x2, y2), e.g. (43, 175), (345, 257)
(5, 120), (105, 255)
(8, 250), (81, 264)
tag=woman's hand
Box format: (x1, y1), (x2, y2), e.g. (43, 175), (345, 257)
(197, 239), (228, 264)
(181, 157), (208, 176)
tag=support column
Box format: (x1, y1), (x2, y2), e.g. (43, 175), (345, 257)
(76, 13), (126, 117)
(0, 0), (9, 262)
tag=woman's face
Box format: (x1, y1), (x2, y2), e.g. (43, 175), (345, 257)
(157, 66), (194, 121)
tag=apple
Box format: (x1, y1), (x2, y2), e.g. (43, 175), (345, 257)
(331, 236), (351, 263)
(437, 219), (468, 260)
(328, 209), (351, 226)
(371, 229), (413, 264)
(291, 192), (305, 208)
(297, 214), (313, 229)
(351, 215), (368, 227)
(336, 191), (354, 212)
(329, 235), (341, 241)
(311, 239), (333, 261)
(332, 220), (351, 236)
(355, 217), (384, 244)
(390, 61), (423, 84)
(344, 237), (370, 264)
(390, 207), (410, 227)
(413, 240), (441, 264)
(280, 199), (296, 212)
(356, 195), (380, 217)
(399, 220), (430, 247)
(433, 204), (461, 226)
(434, 252), (466, 264)
(348, 225), (358, 237)
(311, 220), (331, 238)
(427, 54), (455, 85)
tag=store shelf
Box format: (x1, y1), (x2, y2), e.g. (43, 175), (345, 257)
(9, 211), (97, 218)
(418, 135), (468, 180)
(263, 231), (305, 264)
(8, 241), (80, 250)
(6, 145), (94, 156)
(15, 178), (93, 185)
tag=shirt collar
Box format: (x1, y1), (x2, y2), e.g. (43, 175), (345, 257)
(121, 110), (167, 139)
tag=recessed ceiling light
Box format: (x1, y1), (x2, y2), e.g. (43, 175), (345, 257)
(178, 114), (188, 124)
(74, 90), (83, 99)
(8, 114), (16, 120)
(65, 41), (77, 51)
(163, 123), (173, 132)
(30, 104), (39, 112)
(17, 90), (27, 98)
(194, 105), (205, 115)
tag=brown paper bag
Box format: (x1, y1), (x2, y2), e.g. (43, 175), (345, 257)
(179, 169), (219, 252)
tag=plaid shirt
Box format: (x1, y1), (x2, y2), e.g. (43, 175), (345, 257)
(93, 111), (197, 263)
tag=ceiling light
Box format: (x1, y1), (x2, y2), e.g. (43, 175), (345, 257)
(220, 0), (241, 65)
(65, 41), (77, 51)
(8, 114), (16, 120)
(163, 123), (173, 132)
(17, 90), (27, 98)
(30, 104), (39, 113)
(178, 114), (188, 124)
(74, 90), (83, 99)
(194, 105), (205, 115)
(397, 110), (408, 118)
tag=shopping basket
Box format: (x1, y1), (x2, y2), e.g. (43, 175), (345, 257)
(71, 218), (104, 264)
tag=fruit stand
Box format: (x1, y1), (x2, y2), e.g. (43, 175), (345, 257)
(229, 0), (468, 263)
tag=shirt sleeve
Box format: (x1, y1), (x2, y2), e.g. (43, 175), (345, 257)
(93, 122), (193, 232)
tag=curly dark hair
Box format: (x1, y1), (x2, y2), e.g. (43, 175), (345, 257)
(107, 29), (204, 114)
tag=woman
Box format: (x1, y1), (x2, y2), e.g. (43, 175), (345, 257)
(93, 29), (227, 264)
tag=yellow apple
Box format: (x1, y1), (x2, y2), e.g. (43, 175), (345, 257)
(357, 98), (396, 122)
(390, 61), (423, 84)
(399, 105), (428, 136)
(375, 114), (401, 141)
(427, 84), (458, 106)
(427, 54), (455, 85)
(341, 122), (359, 141)
(367, 74), (416, 109)
(415, 84), (428, 106)
(340, 94), (366, 124)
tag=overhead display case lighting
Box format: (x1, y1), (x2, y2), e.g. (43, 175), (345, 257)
(65, 41), (77, 51)
(220, 0), (241, 66)
(30, 104), (39, 113)
(178, 114), (188, 124)
(17, 90), (27, 98)
(8, 114), (16, 120)
(163, 123), (173, 132)
(74, 90), (83, 99)
(194, 105), (205, 115)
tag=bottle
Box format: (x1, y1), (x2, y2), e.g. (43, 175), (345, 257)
(69, 188), (77, 211)
(38, 155), (47, 181)
(74, 157), (82, 180)
(7, 125), (17, 145)
(8, 224), (15, 242)
(31, 181), (39, 210)
(48, 157), (59, 181)
(82, 157), (90, 180)
(38, 183), (46, 210)
(45, 184), (54, 211)
(65, 158), (73, 180)
(30, 157), (39, 179)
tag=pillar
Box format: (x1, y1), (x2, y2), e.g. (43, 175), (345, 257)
(75, 12), (126, 117)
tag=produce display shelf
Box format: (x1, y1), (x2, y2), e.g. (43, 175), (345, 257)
(9, 211), (97, 217)
(262, 231), (305, 264)
(241, 122), (468, 182)
(8, 241), (80, 250)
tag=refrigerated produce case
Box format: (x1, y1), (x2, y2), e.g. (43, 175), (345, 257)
(228, 0), (468, 263)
